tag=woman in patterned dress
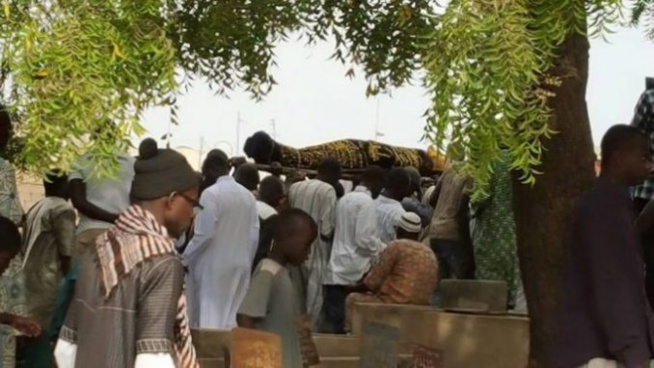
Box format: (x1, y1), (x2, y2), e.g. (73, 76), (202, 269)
(0, 216), (41, 368)
(0, 105), (24, 226)
(471, 151), (523, 310)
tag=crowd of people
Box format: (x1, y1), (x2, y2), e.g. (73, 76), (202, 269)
(0, 100), (526, 367)
(4, 87), (654, 368)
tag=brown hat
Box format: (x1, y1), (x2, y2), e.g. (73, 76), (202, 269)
(130, 139), (200, 201)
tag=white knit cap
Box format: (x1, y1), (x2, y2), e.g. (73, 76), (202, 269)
(398, 212), (422, 233)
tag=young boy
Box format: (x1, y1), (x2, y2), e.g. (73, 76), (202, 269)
(237, 208), (318, 368)
(552, 125), (654, 368)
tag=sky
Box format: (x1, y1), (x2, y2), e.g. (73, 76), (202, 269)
(140, 24), (654, 157)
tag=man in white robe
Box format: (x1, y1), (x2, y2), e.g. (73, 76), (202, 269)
(288, 158), (340, 330)
(184, 150), (259, 329)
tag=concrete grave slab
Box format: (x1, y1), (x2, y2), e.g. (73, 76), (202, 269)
(351, 303), (528, 368)
(359, 322), (400, 368)
(440, 280), (508, 313)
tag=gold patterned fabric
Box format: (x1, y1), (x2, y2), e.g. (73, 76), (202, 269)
(278, 140), (425, 171)
(244, 131), (435, 174)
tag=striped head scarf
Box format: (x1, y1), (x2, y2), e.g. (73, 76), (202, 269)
(96, 205), (199, 368)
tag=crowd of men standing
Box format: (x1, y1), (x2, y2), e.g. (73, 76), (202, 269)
(0, 103), (526, 367)
(3, 84), (654, 368)
(184, 151), (448, 343)
(0, 141), (477, 367)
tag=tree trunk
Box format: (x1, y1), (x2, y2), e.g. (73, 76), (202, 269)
(513, 31), (597, 367)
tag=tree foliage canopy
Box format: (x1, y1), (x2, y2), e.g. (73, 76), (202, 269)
(0, 0), (650, 196)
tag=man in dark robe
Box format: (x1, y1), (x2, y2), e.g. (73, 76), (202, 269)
(552, 125), (654, 368)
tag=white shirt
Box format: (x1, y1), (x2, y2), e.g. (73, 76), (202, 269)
(288, 179), (337, 328)
(422, 185), (436, 206)
(256, 200), (278, 220)
(324, 186), (385, 285)
(289, 179), (337, 239)
(68, 153), (135, 234)
(184, 176), (259, 329)
(375, 195), (406, 244)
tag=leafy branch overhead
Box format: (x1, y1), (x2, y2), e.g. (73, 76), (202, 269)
(631, 0), (654, 39)
(0, 0), (648, 194)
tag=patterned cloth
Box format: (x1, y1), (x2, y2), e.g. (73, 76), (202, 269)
(244, 131), (429, 172)
(0, 159), (23, 225)
(632, 89), (654, 200)
(96, 205), (198, 368)
(60, 205), (198, 368)
(0, 256), (27, 368)
(344, 239), (437, 332)
(471, 152), (521, 307)
(363, 239), (437, 305)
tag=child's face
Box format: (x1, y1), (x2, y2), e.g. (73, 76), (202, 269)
(285, 227), (317, 266)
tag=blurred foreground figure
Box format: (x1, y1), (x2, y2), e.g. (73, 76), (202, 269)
(551, 125), (654, 368)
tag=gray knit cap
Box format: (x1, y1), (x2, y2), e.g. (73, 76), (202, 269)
(130, 139), (200, 200)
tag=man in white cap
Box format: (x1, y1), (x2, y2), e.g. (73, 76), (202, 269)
(343, 212), (437, 331)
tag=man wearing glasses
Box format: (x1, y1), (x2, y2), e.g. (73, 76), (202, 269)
(55, 139), (201, 368)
